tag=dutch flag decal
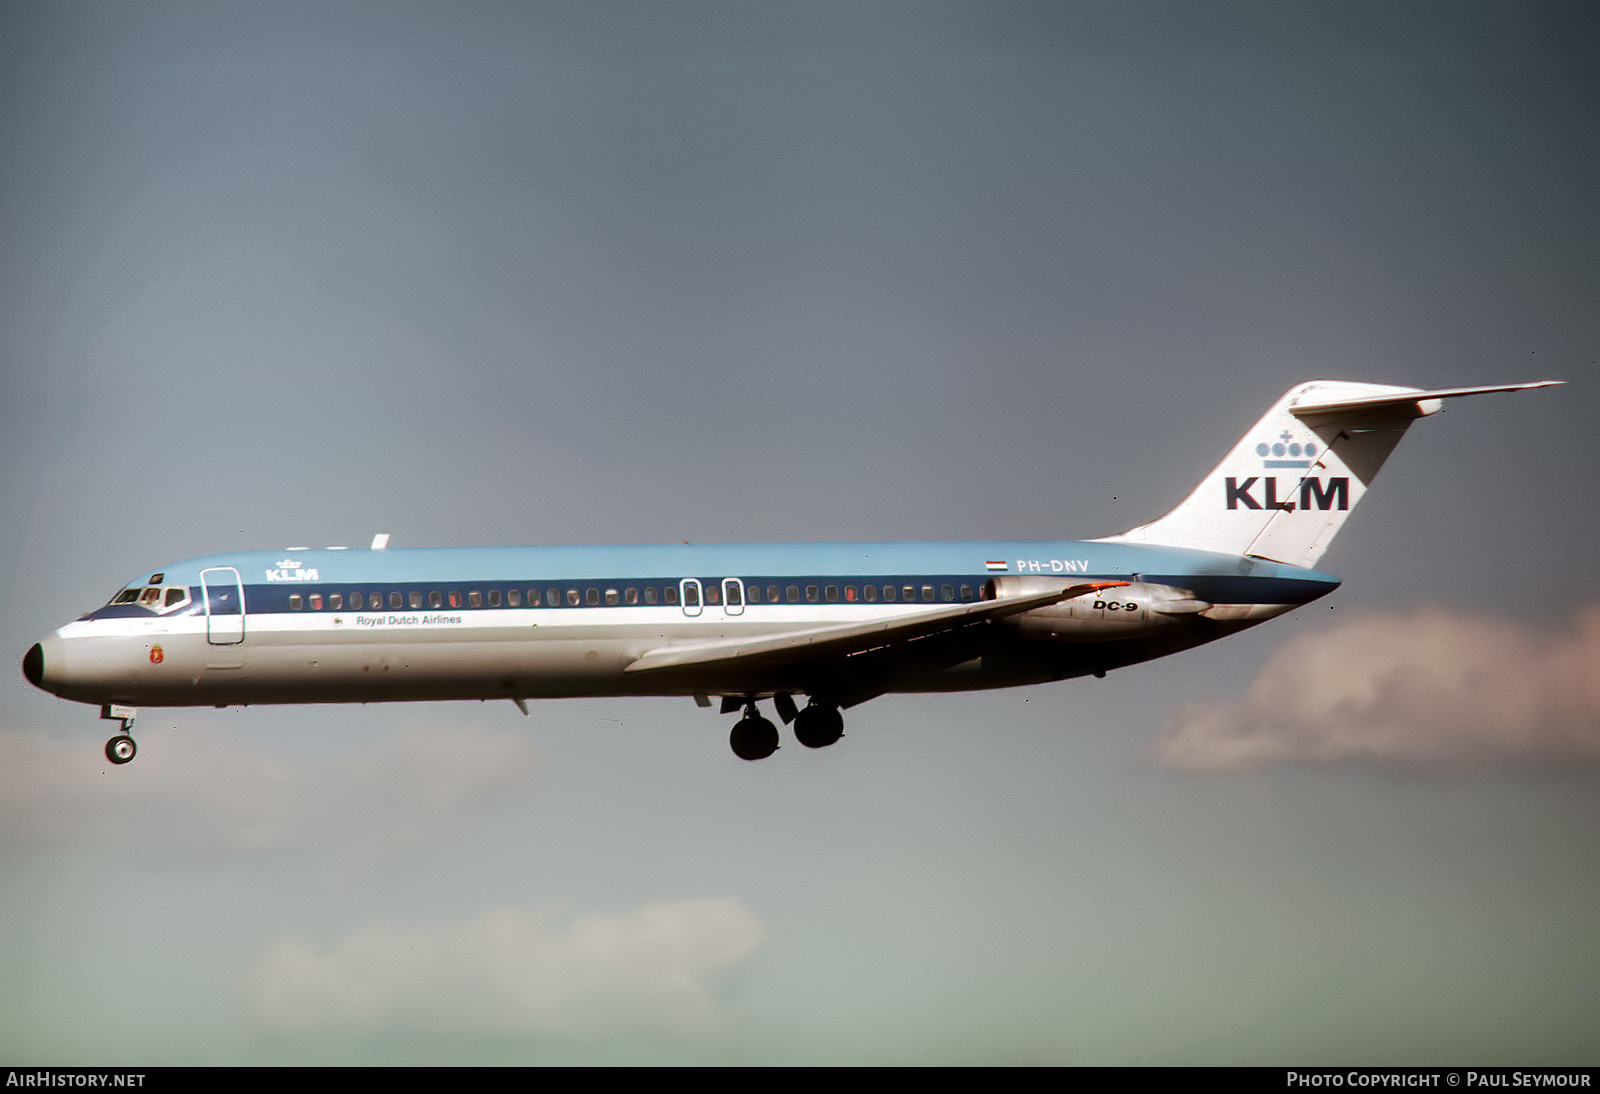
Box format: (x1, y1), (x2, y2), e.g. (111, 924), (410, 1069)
(985, 560), (1007, 571)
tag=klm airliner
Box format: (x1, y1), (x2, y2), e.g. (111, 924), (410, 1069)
(23, 380), (1559, 764)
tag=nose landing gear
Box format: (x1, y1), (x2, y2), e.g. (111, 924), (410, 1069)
(101, 704), (138, 765)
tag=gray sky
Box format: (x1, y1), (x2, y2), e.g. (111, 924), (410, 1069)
(2, 1), (1597, 1064)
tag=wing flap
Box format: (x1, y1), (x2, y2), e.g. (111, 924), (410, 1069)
(624, 581), (1128, 676)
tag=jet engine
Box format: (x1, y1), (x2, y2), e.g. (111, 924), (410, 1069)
(987, 577), (1210, 642)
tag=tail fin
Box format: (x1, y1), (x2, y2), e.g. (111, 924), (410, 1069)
(1106, 380), (1561, 568)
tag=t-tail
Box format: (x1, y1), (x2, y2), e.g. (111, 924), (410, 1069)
(1105, 379), (1562, 568)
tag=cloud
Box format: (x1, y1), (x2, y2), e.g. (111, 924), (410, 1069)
(0, 720), (538, 856)
(249, 899), (765, 1040)
(1157, 606), (1600, 772)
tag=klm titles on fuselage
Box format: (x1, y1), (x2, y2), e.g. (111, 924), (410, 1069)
(1224, 476), (1349, 512)
(265, 558), (320, 582)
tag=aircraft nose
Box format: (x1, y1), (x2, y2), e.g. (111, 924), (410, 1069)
(22, 642), (44, 688)
(22, 635), (65, 693)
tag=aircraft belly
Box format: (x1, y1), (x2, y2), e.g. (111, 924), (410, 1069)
(890, 615), (1257, 694)
(175, 635), (652, 704)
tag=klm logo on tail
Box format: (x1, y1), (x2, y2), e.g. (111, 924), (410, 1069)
(1225, 476), (1349, 511)
(1225, 428), (1347, 511)
(1107, 379), (1559, 569)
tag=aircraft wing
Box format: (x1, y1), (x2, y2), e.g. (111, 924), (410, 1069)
(623, 581), (1127, 676)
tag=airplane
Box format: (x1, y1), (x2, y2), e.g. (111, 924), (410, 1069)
(22, 379), (1560, 765)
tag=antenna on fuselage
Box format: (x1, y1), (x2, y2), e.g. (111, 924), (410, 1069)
(370, 533), (391, 550)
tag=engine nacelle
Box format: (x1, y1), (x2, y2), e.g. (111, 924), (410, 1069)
(989, 577), (1210, 642)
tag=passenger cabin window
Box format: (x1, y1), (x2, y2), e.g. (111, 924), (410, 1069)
(726, 582), (743, 606)
(310, 594), (323, 610)
(864, 584), (878, 602)
(507, 589), (520, 607)
(289, 594), (303, 610)
(488, 590), (502, 607)
(390, 592), (403, 610)
(410, 591), (424, 609)
(624, 588), (637, 605)
(330, 593), (343, 610)
(604, 588), (618, 605)
(528, 589), (541, 606)
(469, 591), (482, 608)
(682, 583), (700, 607)
(567, 589), (580, 606)
(665, 586), (679, 605)
(787, 585), (799, 602)
(643, 587), (657, 605)
(448, 591), (461, 608)
(351, 592), (363, 610)
(429, 591), (442, 609)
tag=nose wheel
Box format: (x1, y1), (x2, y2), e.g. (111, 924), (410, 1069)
(100, 704), (138, 766)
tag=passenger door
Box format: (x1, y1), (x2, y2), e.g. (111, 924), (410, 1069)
(201, 567), (246, 645)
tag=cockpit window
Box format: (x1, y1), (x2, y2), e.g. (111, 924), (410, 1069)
(108, 584), (191, 612)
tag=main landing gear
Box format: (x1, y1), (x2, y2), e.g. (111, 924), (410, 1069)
(729, 703), (779, 761)
(726, 697), (845, 761)
(101, 704), (138, 765)
(793, 702), (844, 750)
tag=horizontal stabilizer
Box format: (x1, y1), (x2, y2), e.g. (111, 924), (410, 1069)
(625, 582), (1127, 675)
(1290, 380), (1563, 421)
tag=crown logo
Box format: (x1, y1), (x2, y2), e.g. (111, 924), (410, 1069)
(275, 558), (303, 569)
(1255, 430), (1317, 469)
